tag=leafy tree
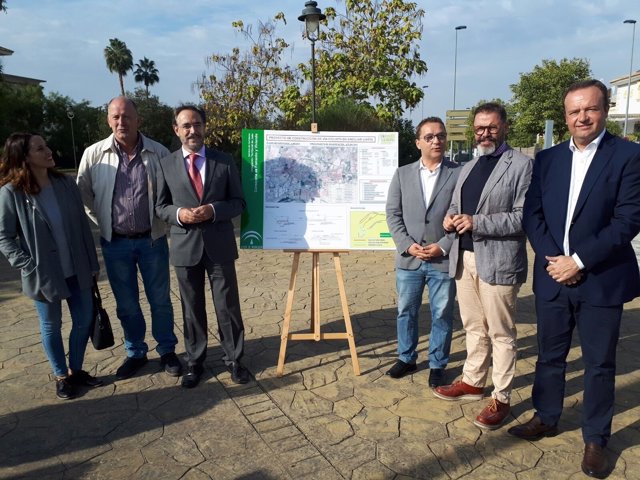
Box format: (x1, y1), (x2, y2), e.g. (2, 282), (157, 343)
(396, 118), (419, 167)
(309, 0), (428, 123)
(509, 58), (591, 146)
(313, 97), (386, 132)
(128, 87), (176, 149)
(198, 13), (298, 153)
(42, 92), (108, 169)
(134, 57), (160, 97)
(0, 0), (6, 13)
(605, 120), (622, 138)
(104, 38), (133, 96)
(0, 83), (45, 142)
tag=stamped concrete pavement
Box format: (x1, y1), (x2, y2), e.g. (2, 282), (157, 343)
(1, 234), (639, 479)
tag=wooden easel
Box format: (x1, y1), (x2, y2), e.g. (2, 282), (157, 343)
(276, 249), (361, 376)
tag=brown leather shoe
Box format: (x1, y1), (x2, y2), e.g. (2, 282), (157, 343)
(581, 442), (609, 479)
(474, 398), (510, 430)
(433, 380), (484, 401)
(507, 414), (558, 440)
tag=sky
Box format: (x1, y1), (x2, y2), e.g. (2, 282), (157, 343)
(0, 0), (638, 127)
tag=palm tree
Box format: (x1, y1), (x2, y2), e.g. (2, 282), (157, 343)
(104, 38), (133, 96)
(134, 57), (160, 97)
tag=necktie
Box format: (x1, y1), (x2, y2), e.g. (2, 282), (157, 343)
(188, 153), (203, 200)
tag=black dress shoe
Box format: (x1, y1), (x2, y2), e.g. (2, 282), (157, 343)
(582, 442), (609, 479)
(507, 414), (558, 440)
(181, 365), (203, 389)
(115, 356), (148, 380)
(56, 378), (76, 400)
(69, 370), (104, 388)
(228, 362), (250, 384)
(428, 368), (445, 388)
(385, 360), (417, 379)
(160, 352), (183, 377)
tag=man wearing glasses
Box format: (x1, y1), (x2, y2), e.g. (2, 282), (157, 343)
(433, 103), (532, 431)
(385, 117), (460, 387)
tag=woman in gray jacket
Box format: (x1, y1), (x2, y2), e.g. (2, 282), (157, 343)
(0, 133), (102, 400)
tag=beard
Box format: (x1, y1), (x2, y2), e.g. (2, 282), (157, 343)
(476, 142), (496, 156)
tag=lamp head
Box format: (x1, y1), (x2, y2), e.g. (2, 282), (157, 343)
(298, 1), (326, 40)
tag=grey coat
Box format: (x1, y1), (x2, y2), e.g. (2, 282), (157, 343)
(0, 174), (99, 302)
(386, 160), (460, 271)
(155, 148), (245, 267)
(447, 148), (533, 285)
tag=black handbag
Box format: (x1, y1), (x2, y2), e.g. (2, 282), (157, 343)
(90, 278), (115, 350)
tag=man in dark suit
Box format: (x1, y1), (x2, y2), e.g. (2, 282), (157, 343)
(511, 79), (640, 479)
(155, 105), (249, 388)
(385, 117), (459, 387)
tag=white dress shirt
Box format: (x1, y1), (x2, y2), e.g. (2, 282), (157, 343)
(420, 161), (441, 209)
(563, 129), (606, 269)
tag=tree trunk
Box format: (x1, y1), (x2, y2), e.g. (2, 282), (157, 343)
(118, 74), (125, 96)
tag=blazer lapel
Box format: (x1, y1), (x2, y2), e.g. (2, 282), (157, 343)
(201, 149), (217, 201)
(547, 146), (572, 245)
(476, 153), (511, 212)
(571, 134), (614, 221)
(452, 158), (476, 214)
(426, 162), (451, 214)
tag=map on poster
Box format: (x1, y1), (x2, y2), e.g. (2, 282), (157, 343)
(240, 129), (398, 250)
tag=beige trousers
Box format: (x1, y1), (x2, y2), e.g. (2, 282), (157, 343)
(455, 251), (519, 404)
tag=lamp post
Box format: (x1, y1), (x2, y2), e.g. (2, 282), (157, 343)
(298, 1), (326, 132)
(623, 19), (636, 138)
(66, 108), (77, 170)
(451, 25), (467, 160)
(420, 85), (429, 119)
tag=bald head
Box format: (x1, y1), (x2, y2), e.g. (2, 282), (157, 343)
(107, 96), (140, 150)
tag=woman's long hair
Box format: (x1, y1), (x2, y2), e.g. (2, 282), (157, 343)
(0, 133), (61, 194)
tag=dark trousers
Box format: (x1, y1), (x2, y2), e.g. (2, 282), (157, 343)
(532, 286), (622, 446)
(174, 252), (245, 368)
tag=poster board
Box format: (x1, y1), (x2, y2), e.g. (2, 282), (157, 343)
(240, 129), (398, 250)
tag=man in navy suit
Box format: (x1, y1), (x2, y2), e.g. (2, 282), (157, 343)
(511, 79), (640, 479)
(155, 105), (249, 388)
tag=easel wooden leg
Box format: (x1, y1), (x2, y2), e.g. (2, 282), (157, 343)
(312, 252), (320, 340)
(333, 253), (361, 375)
(277, 252), (300, 377)
(277, 250), (360, 376)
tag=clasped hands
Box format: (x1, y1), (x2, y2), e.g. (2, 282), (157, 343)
(178, 205), (214, 224)
(408, 243), (443, 261)
(545, 255), (582, 285)
(443, 213), (473, 234)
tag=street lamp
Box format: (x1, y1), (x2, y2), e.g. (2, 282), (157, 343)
(421, 85), (429, 119)
(66, 108), (77, 170)
(453, 25), (467, 110)
(298, 1), (326, 132)
(623, 19), (636, 138)
(451, 25), (467, 160)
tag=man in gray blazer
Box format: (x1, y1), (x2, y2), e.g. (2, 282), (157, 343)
(155, 105), (248, 388)
(433, 103), (532, 431)
(386, 117), (459, 387)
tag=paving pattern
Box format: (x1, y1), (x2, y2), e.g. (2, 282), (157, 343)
(1, 232), (639, 479)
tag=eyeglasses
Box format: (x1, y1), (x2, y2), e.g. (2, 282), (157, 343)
(421, 133), (447, 143)
(473, 125), (500, 135)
